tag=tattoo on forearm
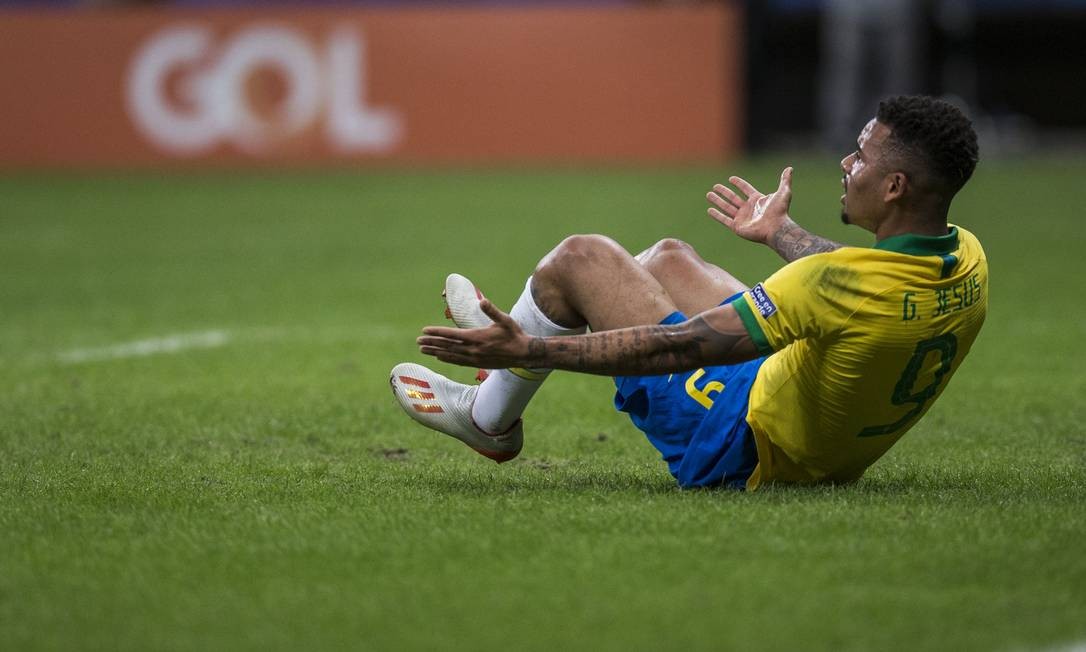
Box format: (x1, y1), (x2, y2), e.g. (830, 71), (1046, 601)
(526, 314), (755, 376)
(527, 337), (547, 362)
(771, 222), (843, 262)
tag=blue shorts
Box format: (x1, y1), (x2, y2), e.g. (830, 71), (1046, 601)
(612, 293), (765, 490)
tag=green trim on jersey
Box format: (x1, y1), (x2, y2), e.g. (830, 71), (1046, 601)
(734, 297), (774, 356)
(874, 226), (959, 256)
(939, 254), (959, 278)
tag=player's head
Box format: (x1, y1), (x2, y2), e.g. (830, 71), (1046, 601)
(840, 95), (979, 230)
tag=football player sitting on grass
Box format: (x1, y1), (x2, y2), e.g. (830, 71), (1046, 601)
(391, 95), (986, 490)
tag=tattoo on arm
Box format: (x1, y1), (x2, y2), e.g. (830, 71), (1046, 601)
(770, 222), (843, 262)
(525, 310), (759, 377)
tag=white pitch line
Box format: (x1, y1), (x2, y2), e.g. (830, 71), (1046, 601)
(1047, 643), (1086, 652)
(1034, 641), (1086, 652)
(57, 330), (230, 364)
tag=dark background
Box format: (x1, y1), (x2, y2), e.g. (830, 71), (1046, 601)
(747, 0), (1086, 150)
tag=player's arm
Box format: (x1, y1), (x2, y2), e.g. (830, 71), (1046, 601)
(707, 167), (843, 262)
(417, 300), (762, 377)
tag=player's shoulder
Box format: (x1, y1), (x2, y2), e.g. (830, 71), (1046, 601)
(763, 247), (870, 301)
(774, 246), (859, 272)
(951, 224), (987, 262)
(771, 244), (880, 279)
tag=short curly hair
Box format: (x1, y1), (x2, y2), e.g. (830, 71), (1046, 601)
(876, 96), (979, 195)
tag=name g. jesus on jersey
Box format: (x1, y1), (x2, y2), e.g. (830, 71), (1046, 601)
(902, 273), (983, 320)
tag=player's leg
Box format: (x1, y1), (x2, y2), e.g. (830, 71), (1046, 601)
(390, 234), (755, 471)
(526, 234), (681, 331)
(391, 234), (686, 459)
(391, 234), (763, 482)
(450, 234), (750, 435)
(527, 237), (762, 490)
(634, 238), (749, 315)
(469, 234), (682, 434)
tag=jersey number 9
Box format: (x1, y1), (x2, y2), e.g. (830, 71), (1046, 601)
(858, 333), (959, 438)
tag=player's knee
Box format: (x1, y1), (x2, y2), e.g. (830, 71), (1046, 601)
(538, 234), (624, 277)
(560, 233), (625, 259)
(638, 238), (698, 274)
(652, 238), (695, 256)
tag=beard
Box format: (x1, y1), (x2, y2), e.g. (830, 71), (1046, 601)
(840, 178), (850, 224)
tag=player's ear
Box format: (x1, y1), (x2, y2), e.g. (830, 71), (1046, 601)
(883, 171), (908, 202)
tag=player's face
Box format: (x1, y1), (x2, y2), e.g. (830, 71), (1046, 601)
(840, 119), (892, 230)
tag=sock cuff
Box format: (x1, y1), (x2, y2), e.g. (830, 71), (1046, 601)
(516, 276), (587, 337)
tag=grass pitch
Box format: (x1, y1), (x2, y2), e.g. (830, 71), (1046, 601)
(1, 160), (1084, 651)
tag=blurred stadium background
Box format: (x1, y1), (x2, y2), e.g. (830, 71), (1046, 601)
(2, 0), (1085, 167)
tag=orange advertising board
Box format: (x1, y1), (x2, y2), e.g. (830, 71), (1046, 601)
(0, 6), (742, 167)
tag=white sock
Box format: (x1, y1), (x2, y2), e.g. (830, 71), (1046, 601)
(471, 277), (585, 434)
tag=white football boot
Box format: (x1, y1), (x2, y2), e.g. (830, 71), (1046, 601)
(443, 273), (493, 382)
(389, 362), (523, 463)
(443, 273), (492, 329)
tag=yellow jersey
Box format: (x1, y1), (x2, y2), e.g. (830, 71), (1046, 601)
(732, 225), (988, 490)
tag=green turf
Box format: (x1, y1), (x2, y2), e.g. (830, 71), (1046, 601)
(1, 160), (1084, 651)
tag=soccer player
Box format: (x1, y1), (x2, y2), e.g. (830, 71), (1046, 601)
(390, 95), (986, 490)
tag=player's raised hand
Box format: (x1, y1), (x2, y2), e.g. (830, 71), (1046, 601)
(707, 167), (794, 246)
(417, 300), (535, 369)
